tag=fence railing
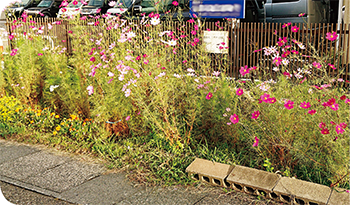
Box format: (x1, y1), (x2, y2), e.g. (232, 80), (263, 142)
(5, 18), (350, 81)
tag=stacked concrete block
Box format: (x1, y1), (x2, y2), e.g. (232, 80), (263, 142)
(272, 177), (332, 205)
(327, 188), (350, 205)
(226, 165), (280, 199)
(185, 158), (234, 187)
(186, 158), (347, 205)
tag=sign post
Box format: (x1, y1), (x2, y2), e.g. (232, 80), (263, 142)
(190, 0), (246, 19)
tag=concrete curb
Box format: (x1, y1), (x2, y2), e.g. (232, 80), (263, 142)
(186, 158), (350, 205)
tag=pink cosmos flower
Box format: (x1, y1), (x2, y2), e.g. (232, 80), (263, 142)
(72, 0), (78, 5)
(326, 31), (338, 41)
(87, 85), (94, 95)
(236, 88), (243, 96)
(291, 26), (299, 33)
(90, 57), (96, 62)
(187, 19), (195, 23)
(300, 102), (311, 109)
(239, 65), (250, 76)
(335, 124), (345, 134)
(206, 92), (213, 100)
(80, 16), (87, 20)
(144, 59), (149, 64)
(308, 110), (316, 115)
(251, 111), (260, 119)
(252, 136), (259, 147)
(267, 97), (276, 104)
(277, 37), (287, 46)
(272, 57), (282, 66)
(329, 103), (339, 111)
(282, 22), (291, 28)
(191, 30), (197, 35)
(283, 72), (292, 78)
(298, 13), (305, 17)
(125, 116), (131, 121)
(284, 100), (294, 110)
(345, 98), (350, 105)
(38, 53), (43, 56)
(328, 63), (336, 69)
(319, 122), (326, 129)
(229, 114), (239, 124)
(321, 128), (329, 135)
(60, 1), (69, 7)
(312, 62), (322, 69)
(260, 93), (270, 103)
(172, 1), (178, 6)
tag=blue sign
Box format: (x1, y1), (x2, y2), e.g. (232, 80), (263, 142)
(190, 0), (246, 19)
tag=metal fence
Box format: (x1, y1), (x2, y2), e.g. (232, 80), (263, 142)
(6, 18), (350, 80)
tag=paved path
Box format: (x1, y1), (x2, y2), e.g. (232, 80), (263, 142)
(0, 139), (278, 205)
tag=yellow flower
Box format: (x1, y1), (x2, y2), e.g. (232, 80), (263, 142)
(36, 113), (41, 116)
(55, 115), (60, 118)
(82, 122), (86, 126)
(30, 120), (34, 124)
(69, 128), (72, 132)
(70, 114), (77, 120)
(55, 126), (61, 131)
(51, 112), (55, 116)
(53, 131), (57, 135)
(15, 108), (20, 112)
(60, 122), (65, 125)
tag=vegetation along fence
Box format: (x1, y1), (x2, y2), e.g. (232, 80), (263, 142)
(6, 18), (350, 81)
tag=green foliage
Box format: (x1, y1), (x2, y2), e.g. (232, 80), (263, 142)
(0, 12), (349, 190)
(0, 95), (22, 122)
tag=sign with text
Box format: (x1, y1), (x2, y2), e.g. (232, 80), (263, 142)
(203, 31), (229, 53)
(190, 0), (246, 19)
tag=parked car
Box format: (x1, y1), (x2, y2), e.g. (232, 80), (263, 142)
(24, 0), (64, 18)
(106, 0), (141, 16)
(80, 0), (112, 16)
(57, 0), (88, 18)
(253, 0), (330, 24)
(5, 0), (42, 18)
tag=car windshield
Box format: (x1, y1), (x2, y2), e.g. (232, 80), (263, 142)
(113, 0), (133, 8)
(67, 1), (83, 8)
(37, 0), (53, 7)
(13, 0), (31, 7)
(88, 0), (103, 6)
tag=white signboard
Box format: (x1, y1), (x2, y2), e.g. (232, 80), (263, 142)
(202, 31), (229, 53)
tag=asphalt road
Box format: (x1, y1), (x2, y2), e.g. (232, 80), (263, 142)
(0, 181), (74, 205)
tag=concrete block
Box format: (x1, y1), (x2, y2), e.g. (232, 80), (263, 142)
(327, 188), (350, 205)
(273, 177), (332, 205)
(185, 158), (234, 187)
(226, 165), (280, 198)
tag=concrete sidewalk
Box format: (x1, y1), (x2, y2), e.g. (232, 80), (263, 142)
(0, 139), (277, 205)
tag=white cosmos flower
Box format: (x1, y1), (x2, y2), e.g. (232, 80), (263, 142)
(127, 31), (136, 39)
(108, 1), (116, 7)
(173, 74), (182, 78)
(168, 40), (177, 46)
(282, 58), (289, 66)
(49, 85), (59, 92)
(150, 17), (160, 26)
(187, 68), (195, 72)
